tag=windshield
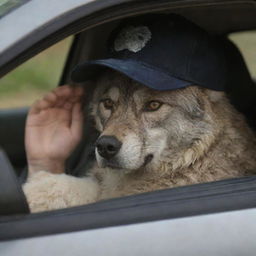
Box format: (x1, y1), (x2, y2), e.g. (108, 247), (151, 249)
(0, 0), (30, 18)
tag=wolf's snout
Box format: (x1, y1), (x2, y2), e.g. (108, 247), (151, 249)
(96, 136), (122, 160)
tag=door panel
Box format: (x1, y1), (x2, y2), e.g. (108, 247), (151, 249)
(1, 175), (256, 241)
(1, 208), (256, 255)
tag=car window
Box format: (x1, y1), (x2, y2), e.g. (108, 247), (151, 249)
(229, 30), (256, 79)
(0, 0), (30, 18)
(0, 37), (73, 109)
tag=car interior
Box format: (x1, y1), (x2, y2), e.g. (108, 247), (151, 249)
(1, 0), (256, 241)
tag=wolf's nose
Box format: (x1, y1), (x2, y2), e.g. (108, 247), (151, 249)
(96, 136), (122, 160)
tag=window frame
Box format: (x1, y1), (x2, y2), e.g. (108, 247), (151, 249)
(1, 175), (256, 241)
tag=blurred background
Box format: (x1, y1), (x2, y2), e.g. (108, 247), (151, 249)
(0, 32), (255, 109)
(0, 37), (73, 108)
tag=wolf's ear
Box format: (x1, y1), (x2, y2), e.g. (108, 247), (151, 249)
(203, 89), (225, 103)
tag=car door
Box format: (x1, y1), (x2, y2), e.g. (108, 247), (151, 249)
(1, 0), (256, 255)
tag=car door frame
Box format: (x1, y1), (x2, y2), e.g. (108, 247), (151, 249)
(1, 0), (256, 243)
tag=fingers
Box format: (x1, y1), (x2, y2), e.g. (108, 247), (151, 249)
(54, 85), (83, 99)
(29, 89), (59, 115)
(71, 102), (83, 140)
(43, 91), (57, 104)
(55, 85), (84, 106)
(29, 99), (51, 115)
(29, 85), (84, 115)
(54, 85), (73, 107)
(69, 86), (84, 103)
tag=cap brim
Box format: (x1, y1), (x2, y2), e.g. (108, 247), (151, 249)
(71, 59), (192, 91)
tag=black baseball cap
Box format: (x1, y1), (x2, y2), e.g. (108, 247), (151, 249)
(71, 14), (227, 91)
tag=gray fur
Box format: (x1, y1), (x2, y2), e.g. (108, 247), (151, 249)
(89, 71), (256, 198)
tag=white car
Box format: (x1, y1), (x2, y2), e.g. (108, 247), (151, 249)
(0, 0), (256, 255)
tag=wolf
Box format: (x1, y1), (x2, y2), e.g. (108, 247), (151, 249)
(23, 70), (256, 212)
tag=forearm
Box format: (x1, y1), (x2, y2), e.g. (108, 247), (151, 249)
(23, 85), (87, 212)
(23, 171), (100, 213)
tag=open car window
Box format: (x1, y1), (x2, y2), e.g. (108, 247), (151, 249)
(0, 37), (73, 178)
(0, 37), (72, 109)
(229, 30), (256, 79)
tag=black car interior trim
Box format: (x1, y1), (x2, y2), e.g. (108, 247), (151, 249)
(0, 149), (29, 215)
(0, 108), (28, 170)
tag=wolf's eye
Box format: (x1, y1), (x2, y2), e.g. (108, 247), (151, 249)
(144, 101), (162, 111)
(101, 98), (114, 110)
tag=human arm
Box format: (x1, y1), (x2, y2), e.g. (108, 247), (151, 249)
(23, 85), (100, 212)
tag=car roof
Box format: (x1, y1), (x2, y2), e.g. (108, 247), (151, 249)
(0, 0), (256, 77)
(0, 0), (30, 18)
(0, 0), (97, 56)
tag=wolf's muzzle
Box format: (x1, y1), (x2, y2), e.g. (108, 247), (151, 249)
(96, 136), (122, 160)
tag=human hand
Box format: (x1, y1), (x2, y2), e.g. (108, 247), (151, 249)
(25, 85), (84, 174)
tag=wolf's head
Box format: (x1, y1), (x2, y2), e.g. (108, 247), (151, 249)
(90, 71), (224, 173)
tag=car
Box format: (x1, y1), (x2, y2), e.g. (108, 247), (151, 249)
(1, 0), (256, 255)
